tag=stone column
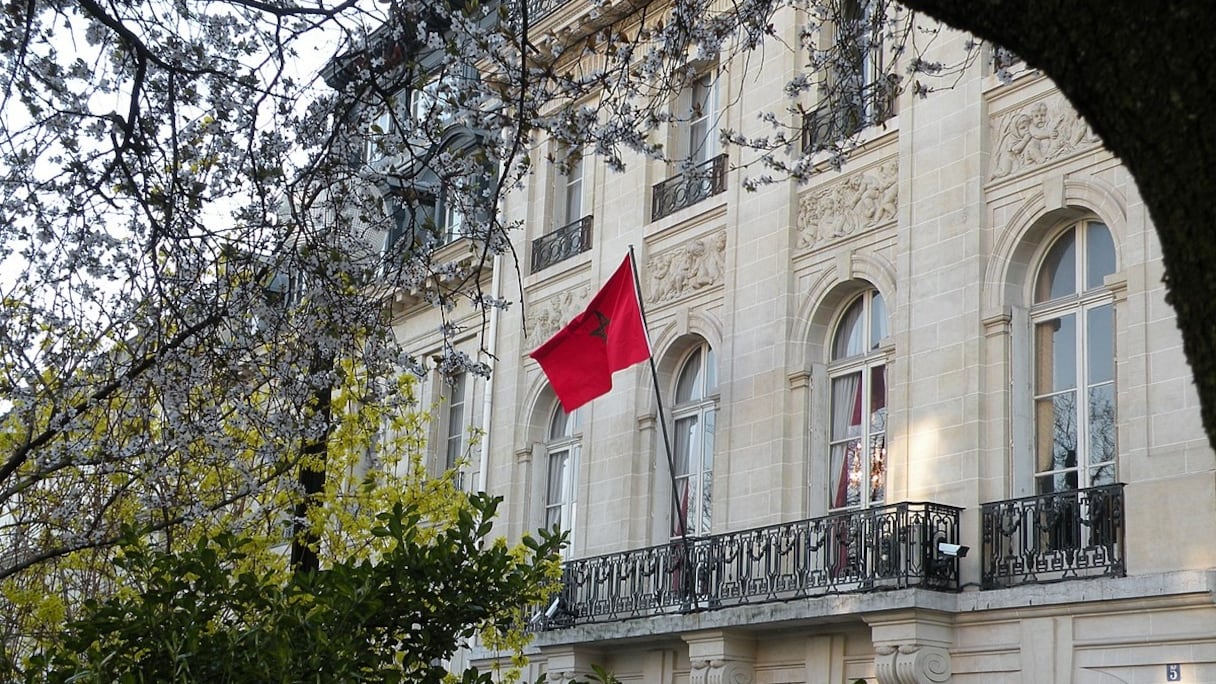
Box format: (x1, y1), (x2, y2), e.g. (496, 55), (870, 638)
(541, 645), (601, 684)
(865, 609), (955, 684)
(683, 630), (756, 684)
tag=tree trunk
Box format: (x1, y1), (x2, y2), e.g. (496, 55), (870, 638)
(291, 350), (335, 574)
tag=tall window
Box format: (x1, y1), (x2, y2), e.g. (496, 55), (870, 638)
(439, 189), (466, 243)
(828, 289), (888, 511)
(672, 342), (716, 537)
(687, 73), (718, 165)
(443, 372), (468, 475)
(544, 405), (580, 556)
(558, 149), (584, 229)
(1032, 221), (1117, 493)
(805, 0), (893, 152)
(838, 0), (884, 123)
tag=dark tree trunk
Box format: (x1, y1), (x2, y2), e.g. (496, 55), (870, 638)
(896, 0), (1216, 449)
(291, 350), (335, 574)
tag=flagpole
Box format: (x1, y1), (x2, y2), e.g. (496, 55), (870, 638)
(627, 245), (694, 609)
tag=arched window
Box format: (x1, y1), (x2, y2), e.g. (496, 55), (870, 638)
(1032, 220), (1116, 493)
(544, 404), (580, 556)
(828, 289), (888, 511)
(672, 341), (716, 537)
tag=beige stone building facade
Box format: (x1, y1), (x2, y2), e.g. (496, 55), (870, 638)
(391, 3), (1216, 682)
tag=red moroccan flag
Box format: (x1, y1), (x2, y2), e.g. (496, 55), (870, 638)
(531, 255), (651, 411)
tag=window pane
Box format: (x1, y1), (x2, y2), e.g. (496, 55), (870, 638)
(869, 291), (888, 349)
(1035, 230), (1076, 302)
(702, 408), (715, 471)
(1036, 470), (1078, 495)
(1034, 314), (1076, 393)
(545, 450), (570, 528)
(1088, 383), (1116, 466)
(699, 475), (712, 535)
(673, 477), (690, 537)
(549, 406), (575, 439)
(832, 298), (865, 360)
(564, 154), (583, 225)
(704, 346), (718, 394)
(689, 74), (714, 163)
(1035, 392), (1078, 475)
(675, 349), (703, 403)
(1085, 222), (1116, 290)
(830, 440), (862, 509)
(869, 365), (886, 504)
(831, 373), (863, 440)
(674, 415), (697, 477)
(1086, 304), (1114, 385)
(869, 432), (886, 504)
(445, 373), (467, 469)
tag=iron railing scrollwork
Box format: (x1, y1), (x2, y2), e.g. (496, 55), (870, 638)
(980, 483), (1126, 589)
(532, 501), (961, 630)
(802, 78), (898, 154)
(530, 215), (593, 273)
(650, 154), (728, 222)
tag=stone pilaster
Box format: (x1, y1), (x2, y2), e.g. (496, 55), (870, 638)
(683, 630), (756, 684)
(865, 610), (955, 684)
(541, 645), (601, 684)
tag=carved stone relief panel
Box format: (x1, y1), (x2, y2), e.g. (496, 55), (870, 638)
(796, 160), (898, 251)
(526, 285), (590, 346)
(989, 94), (1100, 180)
(646, 230), (727, 305)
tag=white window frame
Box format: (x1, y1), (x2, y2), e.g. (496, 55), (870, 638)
(686, 73), (719, 166)
(442, 372), (468, 485)
(1029, 220), (1117, 495)
(671, 341), (717, 538)
(555, 146), (585, 230)
(826, 289), (889, 512)
(544, 405), (581, 558)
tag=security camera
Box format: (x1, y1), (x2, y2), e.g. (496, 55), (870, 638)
(544, 596), (562, 619)
(937, 542), (969, 558)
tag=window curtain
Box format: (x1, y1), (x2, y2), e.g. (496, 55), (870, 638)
(830, 373), (862, 509)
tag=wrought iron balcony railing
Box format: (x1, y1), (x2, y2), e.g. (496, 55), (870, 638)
(531, 215), (593, 273)
(802, 78), (897, 154)
(535, 501), (962, 630)
(650, 153), (728, 223)
(980, 483), (1126, 589)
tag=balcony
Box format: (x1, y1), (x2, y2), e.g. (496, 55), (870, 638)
(801, 78), (897, 154)
(537, 501), (962, 630)
(531, 216), (593, 273)
(981, 483), (1126, 589)
(650, 153), (728, 223)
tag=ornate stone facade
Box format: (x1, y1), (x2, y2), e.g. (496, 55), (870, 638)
(874, 644), (952, 684)
(796, 160), (898, 250)
(646, 230), (727, 304)
(526, 285), (590, 345)
(989, 94), (1100, 180)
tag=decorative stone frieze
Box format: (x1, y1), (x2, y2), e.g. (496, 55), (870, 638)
(796, 160), (898, 250)
(647, 230), (726, 304)
(989, 94), (1100, 180)
(874, 644), (952, 684)
(527, 285), (590, 345)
